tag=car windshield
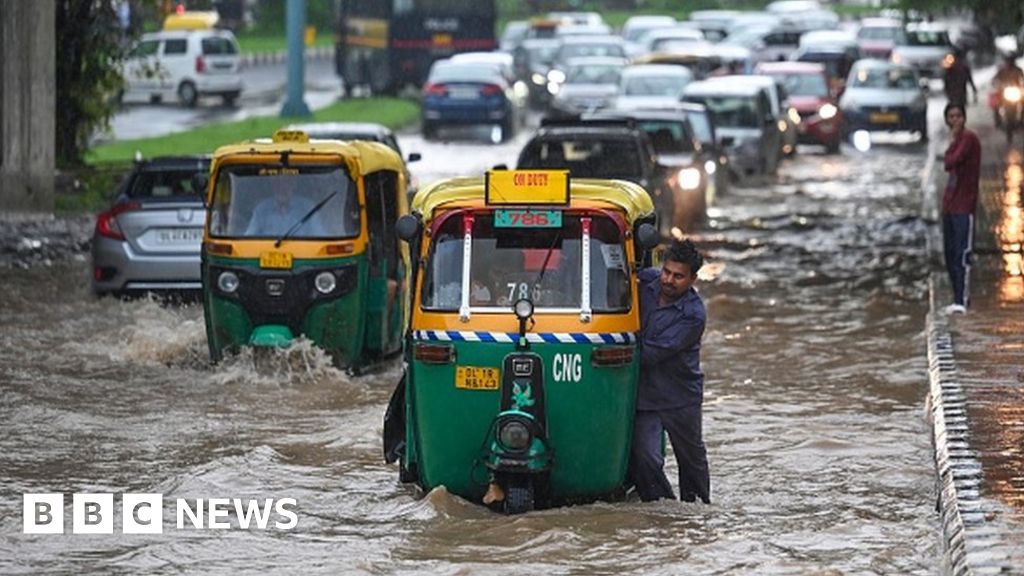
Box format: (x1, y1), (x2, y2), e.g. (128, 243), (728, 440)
(775, 72), (829, 97)
(850, 67), (918, 89)
(208, 165), (360, 239)
(690, 96), (760, 128)
(857, 26), (901, 41)
(127, 167), (207, 199)
(622, 72), (692, 96)
(421, 213), (630, 312)
(428, 62), (502, 83)
(526, 44), (559, 65)
(905, 30), (950, 47)
(201, 37), (237, 55)
(566, 63), (622, 84)
(519, 138), (643, 180)
(558, 43), (626, 61)
(680, 111), (713, 143)
(637, 120), (697, 153)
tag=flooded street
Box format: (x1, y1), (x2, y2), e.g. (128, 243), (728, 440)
(1, 131), (940, 573)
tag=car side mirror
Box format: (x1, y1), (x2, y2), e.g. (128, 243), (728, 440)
(396, 214), (422, 243)
(635, 222), (659, 250)
(407, 152), (421, 163)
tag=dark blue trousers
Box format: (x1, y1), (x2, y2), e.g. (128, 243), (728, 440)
(629, 405), (710, 503)
(942, 213), (974, 306)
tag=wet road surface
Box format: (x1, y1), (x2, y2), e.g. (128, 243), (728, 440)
(1, 123), (943, 573)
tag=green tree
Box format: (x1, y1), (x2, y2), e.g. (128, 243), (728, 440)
(55, 0), (134, 167)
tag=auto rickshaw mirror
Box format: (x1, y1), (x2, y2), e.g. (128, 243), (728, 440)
(636, 222), (659, 250)
(396, 214), (421, 242)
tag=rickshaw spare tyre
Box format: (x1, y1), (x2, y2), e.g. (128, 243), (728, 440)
(503, 476), (535, 514)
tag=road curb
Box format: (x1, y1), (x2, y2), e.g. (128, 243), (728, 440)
(241, 45), (333, 69)
(925, 281), (977, 576)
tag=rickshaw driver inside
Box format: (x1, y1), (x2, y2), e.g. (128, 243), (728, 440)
(244, 179), (331, 238)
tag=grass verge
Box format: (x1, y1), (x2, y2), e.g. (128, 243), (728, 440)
(234, 32), (334, 54)
(87, 98), (421, 165)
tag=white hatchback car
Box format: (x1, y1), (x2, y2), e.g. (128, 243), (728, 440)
(121, 28), (243, 107)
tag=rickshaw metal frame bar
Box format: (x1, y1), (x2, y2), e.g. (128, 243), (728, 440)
(459, 212), (475, 322)
(580, 217), (592, 323)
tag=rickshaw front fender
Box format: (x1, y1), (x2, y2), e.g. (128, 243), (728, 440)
(249, 325), (295, 348)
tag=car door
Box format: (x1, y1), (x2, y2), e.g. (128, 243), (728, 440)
(123, 38), (162, 93)
(158, 37), (191, 92)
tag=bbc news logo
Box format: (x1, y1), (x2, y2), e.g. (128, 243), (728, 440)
(23, 494), (298, 534)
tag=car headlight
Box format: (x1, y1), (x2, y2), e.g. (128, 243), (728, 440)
(498, 419), (532, 451)
(818, 103), (838, 119)
(788, 107), (801, 125)
(547, 69), (565, 84)
(547, 82), (560, 95)
(704, 160), (716, 175)
(217, 271), (239, 293)
(777, 119), (788, 132)
(532, 73), (546, 85)
(891, 53), (902, 64)
(314, 271), (336, 294)
(678, 167), (702, 190)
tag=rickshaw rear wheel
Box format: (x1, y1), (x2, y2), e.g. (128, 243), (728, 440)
(503, 477), (535, 515)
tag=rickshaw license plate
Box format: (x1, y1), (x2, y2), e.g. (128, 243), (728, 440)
(455, 366), (500, 390)
(259, 251), (293, 269)
(494, 209), (562, 228)
(869, 112), (899, 123)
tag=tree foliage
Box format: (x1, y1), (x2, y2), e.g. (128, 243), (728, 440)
(55, 0), (134, 167)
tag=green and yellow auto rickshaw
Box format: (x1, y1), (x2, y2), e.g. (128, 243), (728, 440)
(385, 169), (659, 513)
(201, 130), (410, 370)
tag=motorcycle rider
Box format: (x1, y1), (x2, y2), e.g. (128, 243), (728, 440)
(991, 53), (1024, 126)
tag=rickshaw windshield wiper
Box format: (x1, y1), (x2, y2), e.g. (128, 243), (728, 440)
(274, 190), (337, 248)
(532, 231), (562, 289)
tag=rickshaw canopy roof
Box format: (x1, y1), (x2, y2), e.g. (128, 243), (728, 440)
(210, 136), (404, 175)
(411, 176), (655, 225)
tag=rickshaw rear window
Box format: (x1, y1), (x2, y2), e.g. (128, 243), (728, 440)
(421, 213), (631, 313)
(207, 165), (360, 239)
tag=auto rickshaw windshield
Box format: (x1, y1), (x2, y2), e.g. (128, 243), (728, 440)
(207, 165), (360, 239)
(421, 212), (631, 313)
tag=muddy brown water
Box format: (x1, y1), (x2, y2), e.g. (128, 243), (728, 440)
(0, 145), (941, 574)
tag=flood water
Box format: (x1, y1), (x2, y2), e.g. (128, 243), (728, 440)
(0, 142), (940, 574)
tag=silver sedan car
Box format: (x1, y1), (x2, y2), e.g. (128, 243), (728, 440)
(91, 156), (210, 296)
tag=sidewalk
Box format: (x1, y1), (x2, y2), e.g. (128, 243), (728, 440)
(927, 77), (1024, 573)
(239, 45), (333, 68)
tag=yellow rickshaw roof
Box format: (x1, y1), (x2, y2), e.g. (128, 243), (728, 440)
(211, 138), (404, 173)
(412, 176), (655, 224)
(163, 11), (219, 30)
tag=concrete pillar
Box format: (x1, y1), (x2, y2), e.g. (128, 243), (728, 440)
(1, 0), (55, 212)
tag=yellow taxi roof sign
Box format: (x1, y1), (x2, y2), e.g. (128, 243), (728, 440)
(163, 11), (219, 31)
(272, 129), (310, 144)
(485, 170), (569, 205)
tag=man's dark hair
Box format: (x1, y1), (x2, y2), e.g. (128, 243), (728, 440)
(663, 239), (703, 274)
(943, 102), (966, 124)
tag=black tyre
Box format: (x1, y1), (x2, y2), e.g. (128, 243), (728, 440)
(222, 91), (240, 107)
(825, 140), (841, 154)
(503, 477), (535, 514)
(178, 81), (198, 107)
(422, 121), (437, 141)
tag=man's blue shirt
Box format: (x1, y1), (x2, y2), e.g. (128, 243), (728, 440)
(637, 267), (706, 410)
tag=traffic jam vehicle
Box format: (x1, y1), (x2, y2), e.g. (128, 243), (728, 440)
(201, 130), (410, 370)
(384, 170), (659, 513)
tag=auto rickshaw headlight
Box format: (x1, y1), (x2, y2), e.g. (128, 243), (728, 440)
(498, 420), (532, 451)
(514, 298), (534, 320)
(314, 271), (336, 294)
(217, 271), (239, 293)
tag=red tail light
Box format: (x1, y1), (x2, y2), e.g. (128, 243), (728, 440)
(479, 84), (502, 96)
(95, 202), (140, 241)
(195, 55), (206, 74)
(423, 83), (447, 96)
(414, 343), (455, 364)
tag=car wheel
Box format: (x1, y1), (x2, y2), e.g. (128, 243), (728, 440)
(178, 81), (198, 107)
(825, 140), (841, 155)
(422, 121), (436, 141)
(221, 91), (240, 107)
(501, 116), (515, 143)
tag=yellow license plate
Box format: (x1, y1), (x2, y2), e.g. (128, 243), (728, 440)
(869, 112), (899, 123)
(455, 366), (500, 390)
(259, 251), (293, 269)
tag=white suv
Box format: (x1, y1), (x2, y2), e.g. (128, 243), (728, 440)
(121, 28), (243, 107)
